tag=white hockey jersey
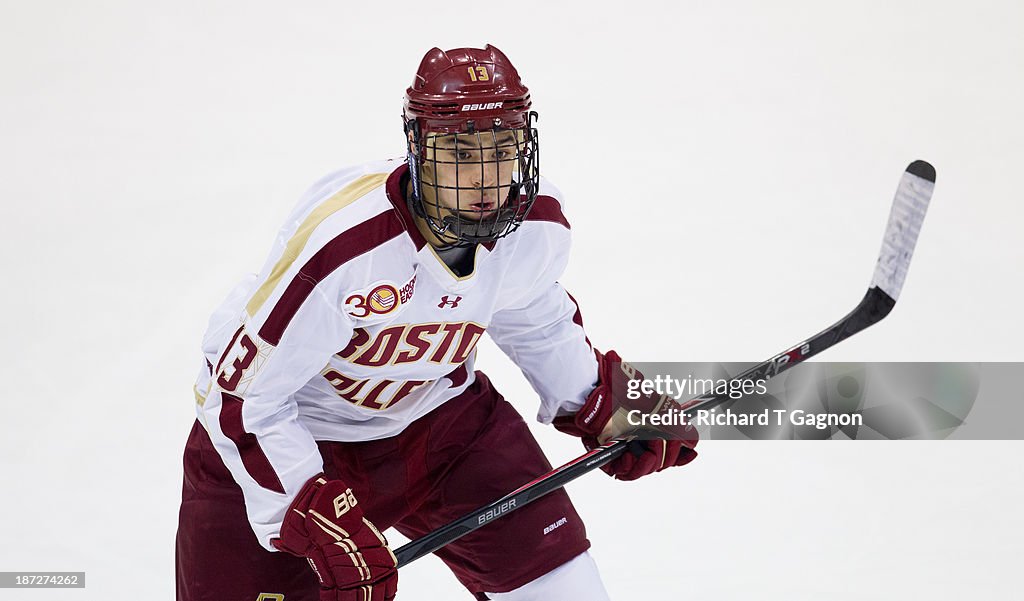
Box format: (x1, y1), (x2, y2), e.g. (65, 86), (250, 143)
(193, 159), (599, 549)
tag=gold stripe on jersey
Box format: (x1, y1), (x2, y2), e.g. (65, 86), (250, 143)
(245, 173), (390, 317)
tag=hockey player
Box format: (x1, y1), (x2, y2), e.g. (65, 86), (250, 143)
(176, 45), (698, 601)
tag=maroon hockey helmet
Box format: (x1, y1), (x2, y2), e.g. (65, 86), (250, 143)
(403, 45), (540, 246)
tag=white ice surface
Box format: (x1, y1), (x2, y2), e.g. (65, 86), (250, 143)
(1, 2), (1023, 600)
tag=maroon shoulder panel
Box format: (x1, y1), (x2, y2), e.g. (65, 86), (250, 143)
(524, 195), (570, 229)
(259, 210), (406, 345)
(218, 392), (286, 494)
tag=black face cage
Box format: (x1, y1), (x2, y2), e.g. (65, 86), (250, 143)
(405, 112), (540, 247)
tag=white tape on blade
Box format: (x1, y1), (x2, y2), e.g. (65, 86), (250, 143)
(870, 171), (934, 300)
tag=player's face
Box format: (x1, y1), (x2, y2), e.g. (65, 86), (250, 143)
(418, 130), (521, 222)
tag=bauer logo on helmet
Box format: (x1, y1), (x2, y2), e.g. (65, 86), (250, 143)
(461, 102), (504, 112)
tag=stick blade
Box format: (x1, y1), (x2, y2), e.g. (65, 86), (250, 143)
(870, 160), (936, 300)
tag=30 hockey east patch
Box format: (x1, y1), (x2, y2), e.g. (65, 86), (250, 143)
(343, 275), (416, 320)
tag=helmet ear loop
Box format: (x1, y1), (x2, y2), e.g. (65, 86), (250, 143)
(428, 135), (451, 240)
(405, 118), (426, 218)
(510, 129), (526, 222)
(510, 117), (540, 228)
(526, 113), (540, 199)
(528, 112), (540, 186)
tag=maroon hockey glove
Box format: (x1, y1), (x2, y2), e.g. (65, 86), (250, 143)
(554, 350), (699, 481)
(272, 474), (397, 601)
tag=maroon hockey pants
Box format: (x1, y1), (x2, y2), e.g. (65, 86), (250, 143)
(175, 372), (590, 600)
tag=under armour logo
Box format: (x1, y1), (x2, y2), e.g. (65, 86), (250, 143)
(438, 295), (462, 309)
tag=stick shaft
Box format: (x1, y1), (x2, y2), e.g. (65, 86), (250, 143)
(395, 161), (935, 568)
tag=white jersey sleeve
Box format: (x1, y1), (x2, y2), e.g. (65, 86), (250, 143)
(194, 167), (404, 550)
(487, 182), (599, 424)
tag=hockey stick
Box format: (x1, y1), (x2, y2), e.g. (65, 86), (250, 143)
(393, 160), (936, 568)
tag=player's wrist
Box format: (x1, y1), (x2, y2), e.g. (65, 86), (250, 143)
(553, 349), (626, 440)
